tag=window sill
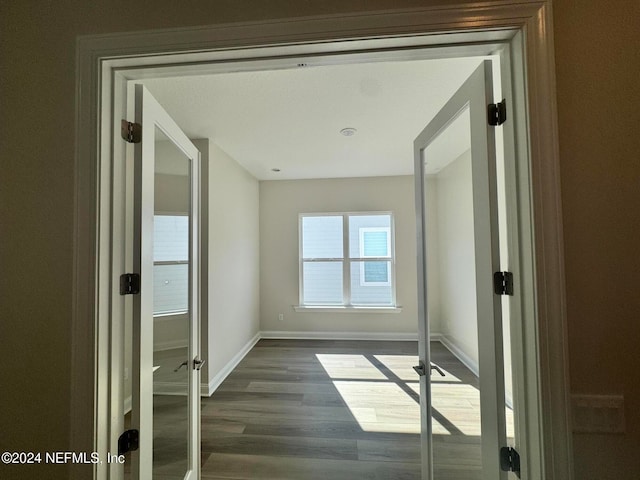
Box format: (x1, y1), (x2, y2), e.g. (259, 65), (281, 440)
(293, 305), (402, 313)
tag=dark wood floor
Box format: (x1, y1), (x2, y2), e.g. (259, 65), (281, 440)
(197, 339), (502, 480)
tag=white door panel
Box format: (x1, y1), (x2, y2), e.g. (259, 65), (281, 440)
(414, 60), (508, 480)
(132, 84), (201, 480)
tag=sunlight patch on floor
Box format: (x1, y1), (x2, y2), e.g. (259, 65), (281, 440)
(315, 352), (512, 438)
(316, 354), (386, 379)
(431, 383), (482, 435)
(372, 354), (418, 381)
(333, 380), (421, 434)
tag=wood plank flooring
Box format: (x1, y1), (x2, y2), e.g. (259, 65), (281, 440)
(194, 339), (511, 480)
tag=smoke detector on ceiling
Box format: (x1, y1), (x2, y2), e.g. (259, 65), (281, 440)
(340, 127), (357, 137)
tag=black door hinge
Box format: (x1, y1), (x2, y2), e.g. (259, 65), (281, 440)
(488, 99), (507, 126)
(121, 120), (142, 143)
(120, 273), (140, 295)
(493, 271), (514, 296)
(500, 446), (521, 477)
(118, 429), (139, 456)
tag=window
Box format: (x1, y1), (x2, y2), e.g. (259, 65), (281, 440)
(153, 215), (189, 315)
(299, 213), (395, 307)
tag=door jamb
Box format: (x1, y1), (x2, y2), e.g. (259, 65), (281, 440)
(73, 3), (572, 479)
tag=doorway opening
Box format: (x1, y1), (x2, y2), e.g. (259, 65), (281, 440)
(123, 48), (516, 480)
(73, 8), (572, 480)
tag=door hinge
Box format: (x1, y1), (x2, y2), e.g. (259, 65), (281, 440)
(493, 271), (514, 296)
(118, 429), (139, 456)
(500, 446), (521, 477)
(120, 273), (140, 295)
(121, 119), (142, 143)
(488, 99), (507, 126)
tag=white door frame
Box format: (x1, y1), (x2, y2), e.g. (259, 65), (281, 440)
(72, 3), (572, 479)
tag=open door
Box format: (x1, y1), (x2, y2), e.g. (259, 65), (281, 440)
(414, 60), (509, 480)
(131, 84), (202, 479)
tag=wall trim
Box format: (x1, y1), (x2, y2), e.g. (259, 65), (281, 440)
(154, 333), (496, 398)
(204, 332), (261, 397)
(260, 330), (418, 341)
(436, 334), (480, 377)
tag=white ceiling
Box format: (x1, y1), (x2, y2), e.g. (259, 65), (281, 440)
(141, 56), (481, 180)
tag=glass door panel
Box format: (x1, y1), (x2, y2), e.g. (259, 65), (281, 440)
(152, 129), (191, 478)
(423, 106), (484, 479)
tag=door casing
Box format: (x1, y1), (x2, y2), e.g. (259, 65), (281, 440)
(72, 3), (572, 480)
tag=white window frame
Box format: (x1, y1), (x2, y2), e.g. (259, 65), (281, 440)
(153, 213), (190, 317)
(358, 226), (392, 287)
(298, 212), (396, 307)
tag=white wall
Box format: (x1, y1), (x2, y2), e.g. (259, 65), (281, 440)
(206, 141), (260, 390)
(155, 173), (190, 213)
(259, 175), (419, 336)
(432, 150), (480, 370)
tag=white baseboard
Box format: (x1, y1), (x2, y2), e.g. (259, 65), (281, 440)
(203, 331), (261, 397)
(153, 340), (188, 352)
(259, 330), (418, 341)
(437, 335), (480, 377)
(125, 332), (491, 410)
(430, 332), (443, 342)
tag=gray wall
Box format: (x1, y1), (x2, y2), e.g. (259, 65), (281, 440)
(259, 176), (419, 336)
(432, 150), (479, 367)
(206, 141), (261, 389)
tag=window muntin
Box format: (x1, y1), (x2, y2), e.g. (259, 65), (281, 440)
(300, 213), (395, 307)
(153, 215), (189, 315)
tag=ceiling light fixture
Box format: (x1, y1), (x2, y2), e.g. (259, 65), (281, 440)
(340, 127), (357, 137)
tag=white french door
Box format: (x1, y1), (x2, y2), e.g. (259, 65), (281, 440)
(414, 60), (509, 480)
(131, 84), (201, 479)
